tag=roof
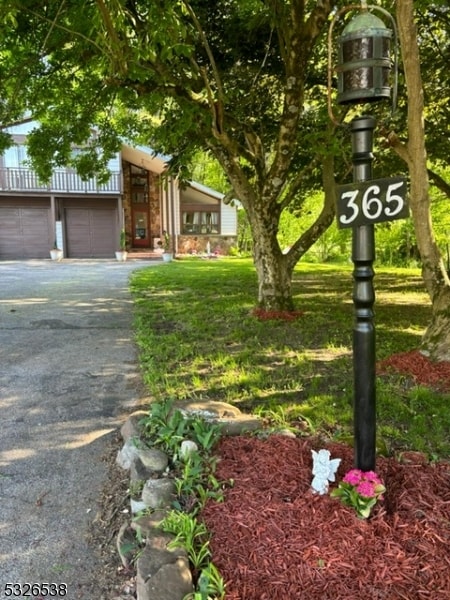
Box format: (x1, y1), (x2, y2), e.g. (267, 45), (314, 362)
(120, 144), (168, 175)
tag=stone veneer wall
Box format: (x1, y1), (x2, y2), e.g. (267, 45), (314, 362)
(177, 234), (237, 255)
(122, 160), (162, 249)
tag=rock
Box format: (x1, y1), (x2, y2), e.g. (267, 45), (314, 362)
(117, 438), (141, 470)
(130, 499), (148, 514)
(277, 428), (297, 438)
(131, 510), (168, 538)
(117, 440), (168, 477)
(137, 558), (193, 600)
(179, 440), (198, 460)
(398, 451), (429, 465)
(136, 532), (193, 600)
(130, 459), (154, 483)
(120, 410), (148, 442)
(142, 478), (176, 509)
(175, 400), (263, 436)
(116, 523), (139, 568)
(175, 400), (242, 421)
(138, 448), (169, 472)
(218, 414), (263, 436)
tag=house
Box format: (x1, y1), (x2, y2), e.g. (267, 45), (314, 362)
(0, 122), (237, 259)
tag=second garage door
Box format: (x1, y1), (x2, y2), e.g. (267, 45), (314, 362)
(64, 201), (117, 258)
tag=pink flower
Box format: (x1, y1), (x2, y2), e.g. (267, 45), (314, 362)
(356, 481), (376, 498)
(343, 469), (363, 485)
(364, 471), (382, 485)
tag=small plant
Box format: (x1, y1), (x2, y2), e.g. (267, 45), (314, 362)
(140, 401), (222, 458)
(140, 400), (189, 455)
(173, 453), (224, 514)
(184, 562), (226, 600)
(330, 469), (386, 519)
(163, 230), (171, 252)
(160, 510), (211, 571)
(128, 480), (145, 500)
(119, 229), (127, 250)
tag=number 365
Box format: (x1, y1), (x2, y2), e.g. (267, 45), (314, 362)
(338, 179), (408, 227)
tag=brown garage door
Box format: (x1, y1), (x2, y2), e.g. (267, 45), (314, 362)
(64, 202), (117, 258)
(0, 199), (52, 259)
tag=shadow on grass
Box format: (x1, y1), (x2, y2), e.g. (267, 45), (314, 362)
(131, 259), (449, 457)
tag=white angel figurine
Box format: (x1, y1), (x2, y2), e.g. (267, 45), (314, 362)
(311, 449), (341, 495)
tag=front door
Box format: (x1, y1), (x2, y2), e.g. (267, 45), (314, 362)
(130, 165), (150, 248)
(132, 210), (149, 247)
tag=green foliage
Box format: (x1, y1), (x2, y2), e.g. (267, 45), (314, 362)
(132, 258), (450, 459)
(330, 470), (386, 519)
(185, 563), (226, 600)
(139, 400), (222, 458)
(160, 510), (211, 570)
(119, 229), (126, 250)
(138, 398), (226, 595)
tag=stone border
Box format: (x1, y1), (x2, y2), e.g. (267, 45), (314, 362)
(115, 401), (263, 600)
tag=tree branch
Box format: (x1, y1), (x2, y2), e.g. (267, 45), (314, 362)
(428, 168), (450, 199)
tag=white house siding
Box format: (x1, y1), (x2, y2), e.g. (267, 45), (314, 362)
(221, 201), (237, 235)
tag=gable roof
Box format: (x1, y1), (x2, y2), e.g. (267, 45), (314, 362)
(120, 144), (169, 175)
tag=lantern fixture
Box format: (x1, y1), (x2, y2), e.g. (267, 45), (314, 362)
(337, 10), (392, 105)
(328, 3), (398, 118)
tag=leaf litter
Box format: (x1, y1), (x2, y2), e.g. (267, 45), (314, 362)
(201, 435), (450, 600)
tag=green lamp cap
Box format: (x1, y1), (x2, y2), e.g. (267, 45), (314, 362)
(343, 11), (389, 35)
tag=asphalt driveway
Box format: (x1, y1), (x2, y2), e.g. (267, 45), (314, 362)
(0, 259), (156, 599)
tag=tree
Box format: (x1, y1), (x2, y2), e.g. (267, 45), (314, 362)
(0, 0), (339, 311)
(386, 0), (450, 360)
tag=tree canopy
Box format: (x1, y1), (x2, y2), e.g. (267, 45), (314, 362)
(1, 1), (450, 341)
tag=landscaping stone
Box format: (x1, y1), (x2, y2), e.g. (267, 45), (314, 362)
(180, 439), (198, 459)
(218, 413), (263, 435)
(120, 410), (148, 441)
(176, 399), (263, 435)
(116, 400), (265, 600)
(136, 532), (193, 600)
(116, 438), (141, 470)
(116, 523), (139, 568)
(130, 499), (148, 515)
(138, 448), (169, 472)
(141, 478), (176, 509)
(131, 510), (168, 538)
(176, 399), (242, 420)
(118, 439), (168, 481)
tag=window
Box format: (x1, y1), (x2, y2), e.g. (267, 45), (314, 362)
(182, 210), (219, 234)
(180, 192), (220, 234)
(3, 144), (28, 168)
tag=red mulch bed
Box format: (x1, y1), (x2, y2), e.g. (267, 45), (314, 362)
(378, 350), (450, 392)
(201, 435), (450, 600)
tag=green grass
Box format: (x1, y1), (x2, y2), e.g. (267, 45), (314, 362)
(130, 257), (449, 459)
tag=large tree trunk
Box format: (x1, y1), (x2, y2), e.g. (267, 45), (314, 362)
(250, 208), (295, 311)
(390, 0), (450, 361)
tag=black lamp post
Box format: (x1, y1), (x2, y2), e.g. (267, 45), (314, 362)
(331, 5), (397, 472)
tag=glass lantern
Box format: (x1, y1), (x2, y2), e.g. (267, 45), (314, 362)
(337, 10), (392, 105)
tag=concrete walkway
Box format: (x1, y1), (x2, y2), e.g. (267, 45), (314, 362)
(0, 259), (156, 599)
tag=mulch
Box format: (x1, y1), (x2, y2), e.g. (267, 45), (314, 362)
(201, 435), (450, 600)
(377, 349), (450, 392)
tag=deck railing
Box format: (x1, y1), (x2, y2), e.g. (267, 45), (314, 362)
(0, 167), (122, 194)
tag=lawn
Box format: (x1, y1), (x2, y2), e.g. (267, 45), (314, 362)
(130, 257), (449, 459)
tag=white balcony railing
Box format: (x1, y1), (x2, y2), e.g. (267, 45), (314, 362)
(0, 167), (122, 194)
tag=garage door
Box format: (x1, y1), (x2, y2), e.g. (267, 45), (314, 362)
(0, 200), (52, 259)
(65, 204), (117, 258)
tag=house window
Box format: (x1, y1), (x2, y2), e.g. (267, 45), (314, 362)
(3, 144), (28, 168)
(180, 189), (221, 234)
(182, 209), (220, 234)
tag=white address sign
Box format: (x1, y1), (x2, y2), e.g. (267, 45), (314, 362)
(336, 177), (409, 229)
